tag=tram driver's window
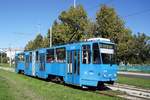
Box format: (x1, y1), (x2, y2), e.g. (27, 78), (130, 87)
(93, 43), (101, 64)
(82, 45), (91, 64)
(18, 53), (25, 61)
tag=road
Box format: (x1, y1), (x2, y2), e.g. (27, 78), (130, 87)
(118, 71), (150, 79)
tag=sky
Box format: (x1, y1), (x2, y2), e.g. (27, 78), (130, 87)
(0, 0), (150, 49)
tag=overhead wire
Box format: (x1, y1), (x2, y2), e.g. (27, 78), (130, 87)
(122, 8), (150, 18)
(85, 0), (150, 18)
(86, 0), (150, 20)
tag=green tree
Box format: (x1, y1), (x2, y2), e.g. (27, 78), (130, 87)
(83, 20), (98, 39)
(23, 4), (149, 65)
(52, 22), (71, 45)
(96, 5), (133, 63)
(57, 5), (88, 42)
(129, 33), (150, 64)
(42, 36), (49, 48)
(33, 34), (43, 49)
(25, 5), (89, 48)
(24, 40), (34, 51)
(25, 34), (43, 50)
(0, 52), (8, 63)
(96, 5), (129, 43)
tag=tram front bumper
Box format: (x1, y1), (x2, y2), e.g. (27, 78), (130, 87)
(81, 71), (117, 87)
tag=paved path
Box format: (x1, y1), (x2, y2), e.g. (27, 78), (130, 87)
(107, 83), (150, 100)
(118, 71), (150, 79)
(0, 66), (15, 72)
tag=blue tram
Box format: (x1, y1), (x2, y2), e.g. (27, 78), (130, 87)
(15, 38), (118, 87)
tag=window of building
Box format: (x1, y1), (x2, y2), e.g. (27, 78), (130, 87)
(56, 47), (66, 63)
(46, 49), (55, 63)
(82, 45), (91, 64)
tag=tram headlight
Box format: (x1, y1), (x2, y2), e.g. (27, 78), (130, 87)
(84, 71), (88, 75)
(103, 74), (107, 77)
(88, 71), (94, 75)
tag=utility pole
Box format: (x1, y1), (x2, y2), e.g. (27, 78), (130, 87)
(9, 44), (12, 67)
(74, 0), (76, 8)
(9, 49), (12, 67)
(0, 50), (2, 65)
(49, 27), (52, 47)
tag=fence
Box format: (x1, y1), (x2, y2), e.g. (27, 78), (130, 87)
(119, 65), (150, 73)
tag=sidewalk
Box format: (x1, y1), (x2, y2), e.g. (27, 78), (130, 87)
(118, 71), (150, 76)
(0, 66), (15, 72)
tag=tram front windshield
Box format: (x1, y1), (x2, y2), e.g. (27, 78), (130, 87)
(93, 43), (115, 64)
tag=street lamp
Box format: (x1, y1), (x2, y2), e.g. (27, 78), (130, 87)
(74, 0), (76, 8)
(0, 51), (2, 65)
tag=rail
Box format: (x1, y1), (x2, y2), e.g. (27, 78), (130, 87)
(106, 83), (150, 100)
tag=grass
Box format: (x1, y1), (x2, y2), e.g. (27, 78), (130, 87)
(0, 69), (122, 100)
(0, 76), (15, 100)
(117, 75), (150, 89)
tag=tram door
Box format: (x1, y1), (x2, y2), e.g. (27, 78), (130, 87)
(67, 50), (80, 85)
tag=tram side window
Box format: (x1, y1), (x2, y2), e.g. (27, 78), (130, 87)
(36, 51), (39, 62)
(25, 55), (29, 63)
(93, 43), (101, 64)
(18, 54), (25, 61)
(46, 49), (55, 63)
(56, 47), (66, 63)
(29, 52), (32, 63)
(82, 45), (91, 64)
(25, 55), (29, 68)
(40, 53), (45, 71)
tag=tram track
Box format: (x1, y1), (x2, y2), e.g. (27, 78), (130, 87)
(106, 83), (150, 100)
(95, 90), (118, 97)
